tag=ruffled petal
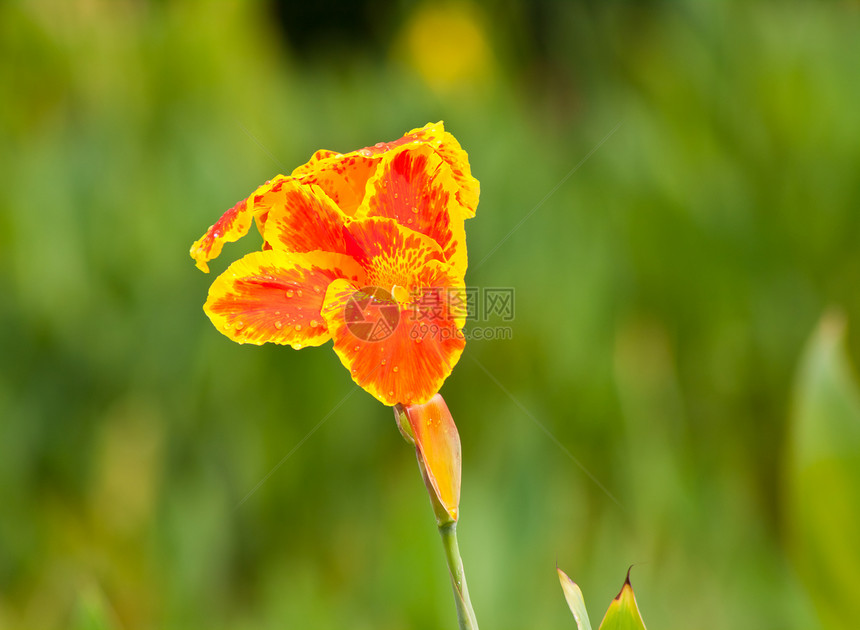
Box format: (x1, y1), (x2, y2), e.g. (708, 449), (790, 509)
(283, 121), (479, 220)
(246, 175), (291, 237)
(261, 180), (352, 256)
(204, 250), (364, 348)
(190, 198), (254, 273)
(291, 149), (342, 177)
(360, 144), (468, 277)
(382, 121), (479, 218)
(295, 154), (378, 216)
(321, 261), (466, 406)
(190, 175), (294, 272)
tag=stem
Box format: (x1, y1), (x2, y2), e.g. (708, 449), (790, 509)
(438, 522), (480, 630)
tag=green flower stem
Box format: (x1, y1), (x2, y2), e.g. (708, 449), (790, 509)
(438, 521), (480, 630)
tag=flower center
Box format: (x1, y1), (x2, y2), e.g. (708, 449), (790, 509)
(391, 284), (411, 306)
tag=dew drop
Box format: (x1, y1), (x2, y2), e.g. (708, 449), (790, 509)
(275, 310), (281, 316)
(310, 319), (318, 328)
(359, 149), (372, 157)
(274, 321), (282, 329)
(354, 345), (360, 351)
(295, 324), (302, 331)
(314, 286), (321, 294)
(407, 218), (413, 224)
(294, 343), (303, 349)
(375, 142), (385, 148)
(388, 390), (394, 397)
(286, 289), (294, 298)
(393, 366), (399, 372)
(235, 321), (245, 330)
(297, 289), (303, 297)
(411, 206), (419, 213)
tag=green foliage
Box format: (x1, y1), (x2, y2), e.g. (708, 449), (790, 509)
(69, 584), (119, 630)
(559, 568), (646, 630)
(786, 314), (860, 627)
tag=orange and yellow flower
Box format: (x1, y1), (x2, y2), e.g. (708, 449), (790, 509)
(191, 123), (479, 406)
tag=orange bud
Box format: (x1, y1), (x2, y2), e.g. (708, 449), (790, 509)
(403, 394), (462, 524)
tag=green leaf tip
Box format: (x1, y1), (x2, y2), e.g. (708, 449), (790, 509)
(598, 569), (647, 630)
(558, 567), (593, 630)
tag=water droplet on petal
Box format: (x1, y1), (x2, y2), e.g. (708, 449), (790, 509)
(295, 324), (302, 331)
(393, 366), (399, 372)
(235, 321), (244, 330)
(353, 345), (360, 351)
(310, 319), (318, 328)
(274, 321), (282, 329)
(411, 206), (419, 213)
(388, 390), (394, 397)
(294, 343), (303, 349)
(297, 289), (303, 297)
(381, 359), (387, 365)
(286, 289), (294, 298)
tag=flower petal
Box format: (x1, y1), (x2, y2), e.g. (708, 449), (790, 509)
(283, 122), (479, 219)
(261, 180), (352, 255)
(190, 175), (295, 272)
(321, 263), (466, 406)
(394, 121), (480, 218)
(205, 250), (364, 348)
(246, 175), (291, 236)
(360, 144), (468, 277)
(291, 149), (342, 177)
(190, 198), (254, 273)
(293, 154), (378, 217)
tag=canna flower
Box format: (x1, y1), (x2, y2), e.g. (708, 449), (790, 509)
(191, 124), (479, 406)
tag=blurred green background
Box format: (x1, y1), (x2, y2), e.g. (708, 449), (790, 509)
(2, 0), (860, 628)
